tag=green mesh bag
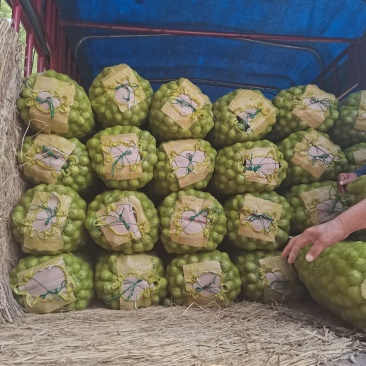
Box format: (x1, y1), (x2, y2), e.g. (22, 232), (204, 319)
(224, 191), (290, 251)
(330, 91), (366, 148)
(166, 250), (241, 307)
(285, 181), (354, 235)
(209, 89), (278, 148)
(295, 242), (366, 330)
(85, 190), (159, 253)
(267, 84), (338, 142)
(213, 140), (287, 195)
(159, 189), (226, 254)
(88, 64), (153, 128)
(151, 138), (216, 197)
(16, 70), (94, 139)
(9, 253), (94, 313)
(149, 78), (214, 142)
(278, 129), (348, 187)
(19, 133), (93, 192)
(95, 252), (168, 310)
(86, 126), (157, 190)
(343, 142), (366, 173)
(11, 184), (87, 255)
(233, 250), (306, 303)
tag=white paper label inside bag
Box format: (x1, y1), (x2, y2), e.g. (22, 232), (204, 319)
(104, 203), (141, 239)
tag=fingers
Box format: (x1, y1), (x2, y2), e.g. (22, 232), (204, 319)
(341, 176), (357, 185)
(305, 238), (334, 262)
(282, 233), (312, 264)
(337, 173), (357, 193)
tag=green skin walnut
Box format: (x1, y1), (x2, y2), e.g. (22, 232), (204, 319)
(149, 78), (214, 142)
(267, 85), (338, 142)
(19, 134), (93, 192)
(278, 130), (348, 187)
(85, 190), (159, 253)
(166, 250), (241, 306)
(16, 70), (95, 139)
(330, 92), (366, 148)
(295, 242), (366, 330)
(224, 192), (290, 251)
(86, 126), (157, 190)
(89, 66), (153, 128)
(285, 181), (353, 236)
(343, 142), (366, 173)
(152, 139), (217, 197)
(95, 253), (168, 310)
(159, 189), (227, 254)
(9, 253), (95, 312)
(213, 140), (288, 195)
(11, 184), (87, 255)
(209, 89), (278, 148)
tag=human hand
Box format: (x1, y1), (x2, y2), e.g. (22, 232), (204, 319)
(281, 220), (348, 264)
(337, 172), (358, 194)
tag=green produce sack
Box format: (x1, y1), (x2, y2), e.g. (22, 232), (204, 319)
(159, 189), (226, 254)
(151, 138), (216, 197)
(330, 91), (366, 148)
(209, 89), (278, 148)
(149, 78), (214, 141)
(278, 129), (347, 186)
(213, 140), (287, 194)
(224, 191), (290, 251)
(286, 181), (354, 235)
(9, 253), (94, 313)
(11, 184), (87, 255)
(86, 126), (157, 190)
(166, 250), (241, 307)
(17, 70), (95, 139)
(89, 64), (153, 128)
(85, 190), (159, 253)
(295, 242), (366, 330)
(95, 253), (168, 310)
(268, 84), (338, 141)
(19, 133), (93, 192)
(233, 250), (306, 303)
(343, 142), (366, 173)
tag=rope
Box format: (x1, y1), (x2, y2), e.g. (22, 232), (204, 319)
(171, 96), (196, 113)
(189, 209), (209, 221)
(237, 109), (262, 131)
(115, 82), (139, 103)
(122, 278), (143, 300)
(31, 278), (67, 300)
(195, 274), (219, 295)
(309, 96), (333, 112)
(35, 96), (55, 119)
(29, 203), (58, 226)
(308, 143), (332, 167)
(111, 148), (133, 180)
(247, 213), (274, 233)
(94, 207), (131, 232)
(41, 145), (59, 160)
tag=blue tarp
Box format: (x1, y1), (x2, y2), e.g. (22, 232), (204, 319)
(56, 0), (366, 100)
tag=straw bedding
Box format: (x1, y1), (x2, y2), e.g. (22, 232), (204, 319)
(0, 301), (365, 366)
(0, 17), (25, 323)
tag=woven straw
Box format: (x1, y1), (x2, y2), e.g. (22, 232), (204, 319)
(0, 18), (25, 323)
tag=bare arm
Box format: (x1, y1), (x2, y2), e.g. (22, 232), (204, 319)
(282, 198), (366, 264)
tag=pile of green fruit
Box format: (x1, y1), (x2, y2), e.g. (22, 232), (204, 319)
(86, 126), (157, 190)
(88, 64), (153, 128)
(17, 70), (95, 139)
